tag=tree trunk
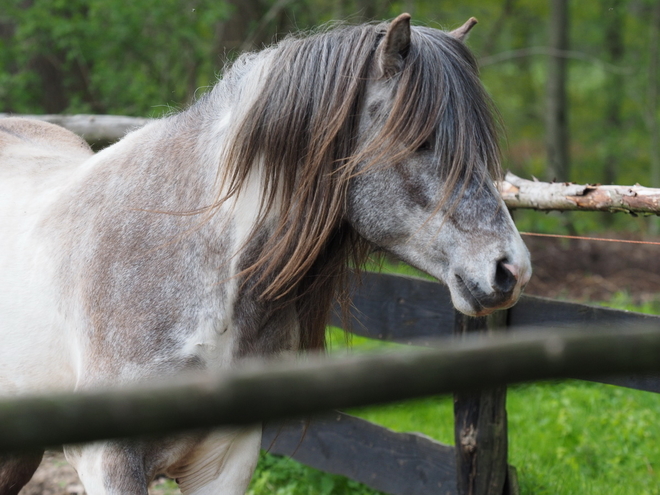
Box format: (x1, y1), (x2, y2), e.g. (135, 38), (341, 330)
(30, 55), (69, 114)
(217, 0), (267, 52)
(649, 1), (660, 234)
(481, 0), (517, 57)
(355, 0), (378, 22)
(545, 0), (570, 181)
(603, 0), (624, 186)
(649, 1), (660, 189)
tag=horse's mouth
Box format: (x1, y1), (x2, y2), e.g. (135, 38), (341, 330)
(454, 274), (486, 315)
(454, 274), (515, 317)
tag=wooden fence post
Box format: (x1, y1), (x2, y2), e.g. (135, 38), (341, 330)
(453, 310), (517, 495)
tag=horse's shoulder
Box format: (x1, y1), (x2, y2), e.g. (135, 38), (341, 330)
(0, 117), (93, 159)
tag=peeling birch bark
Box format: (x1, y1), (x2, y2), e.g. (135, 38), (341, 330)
(499, 172), (660, 215)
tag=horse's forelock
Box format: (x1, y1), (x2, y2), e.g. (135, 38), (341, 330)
(358, 27), (502, 203)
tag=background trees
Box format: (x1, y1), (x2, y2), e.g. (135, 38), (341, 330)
(1, 0), (659, 233)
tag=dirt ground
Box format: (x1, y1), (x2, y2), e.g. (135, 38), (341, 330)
(19, 452), (181, 495)
(522, 233), (660, 304)
(17, 233), (660, 494)
(19, 452), (83, 495)
(20, 452), (180, 495)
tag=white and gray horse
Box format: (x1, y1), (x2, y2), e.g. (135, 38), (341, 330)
(0, 14), (530, 494)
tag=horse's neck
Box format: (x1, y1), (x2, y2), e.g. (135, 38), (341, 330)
(53, 104), (294, 362)
(162, 106), (301, 357)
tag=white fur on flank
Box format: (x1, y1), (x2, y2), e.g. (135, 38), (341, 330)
(0, 132), (90, 395)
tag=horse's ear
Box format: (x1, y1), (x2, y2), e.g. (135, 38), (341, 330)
(376, 13), (411, 78)
(449, 17), (478, 42)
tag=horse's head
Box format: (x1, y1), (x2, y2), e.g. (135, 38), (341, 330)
(220, 16), (530, 337)
(346, 14), (531, 316)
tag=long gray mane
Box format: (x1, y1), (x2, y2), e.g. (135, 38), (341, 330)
(193, 22), (501, 350)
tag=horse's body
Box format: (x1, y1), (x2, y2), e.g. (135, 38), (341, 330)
(0, 15), (530, 494)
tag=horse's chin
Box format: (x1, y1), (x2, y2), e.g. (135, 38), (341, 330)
(452, 300), (512, 317)
(450, 285), (522, 317)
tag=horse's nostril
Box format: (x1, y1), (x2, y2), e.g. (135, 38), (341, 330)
(494, 259), (517, 294)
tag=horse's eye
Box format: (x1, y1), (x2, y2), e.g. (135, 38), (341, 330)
(416, 140), (432, 152)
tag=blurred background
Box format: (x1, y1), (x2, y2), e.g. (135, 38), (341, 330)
(1, 0), (659, 238)
(4, 0), (660, 299)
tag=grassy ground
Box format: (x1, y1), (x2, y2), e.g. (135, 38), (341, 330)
(244, 293), (660, 495)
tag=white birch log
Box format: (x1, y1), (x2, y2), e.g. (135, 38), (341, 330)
(499, 172), (660, 215)
(0, 114), (151, 143)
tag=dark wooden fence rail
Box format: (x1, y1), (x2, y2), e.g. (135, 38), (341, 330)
(5, 323), (660, 454)
(333, 272), (660, 393)
(1, 273), (659, 494)
(263, 412), (458, 495)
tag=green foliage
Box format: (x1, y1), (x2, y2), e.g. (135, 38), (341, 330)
(341, 371), (660, 494)
(350, 374), (660, 495)
(0, 0), (231, 116)
(598, 290), (660, 314)
(3, 0), (657, 234)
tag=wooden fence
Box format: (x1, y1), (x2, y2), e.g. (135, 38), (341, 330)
(265, 273), (660, 495)
(3, 113), (660, 495)
(7, 322), (660, 453)
(2, 274), (660, 494)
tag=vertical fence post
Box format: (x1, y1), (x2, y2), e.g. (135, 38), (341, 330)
(453, 310), (517, 495)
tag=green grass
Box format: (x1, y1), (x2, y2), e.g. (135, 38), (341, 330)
(508, 381), (660, 495)
(599, 290), (660, 316)
(249, 382), (660, 495)
(246, 291), (660, 495)
(349, 380), (660, 495)
(248, 451), (383, 495)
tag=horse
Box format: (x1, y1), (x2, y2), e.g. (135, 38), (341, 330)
(0, 14), (531, 495)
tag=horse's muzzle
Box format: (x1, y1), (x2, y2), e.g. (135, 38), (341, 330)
(455, 258), (531, 316)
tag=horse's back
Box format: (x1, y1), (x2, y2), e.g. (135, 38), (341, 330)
(0, 118), (92, 396)
(0, 117), (93, 162)
(0, 117), (93, 228)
